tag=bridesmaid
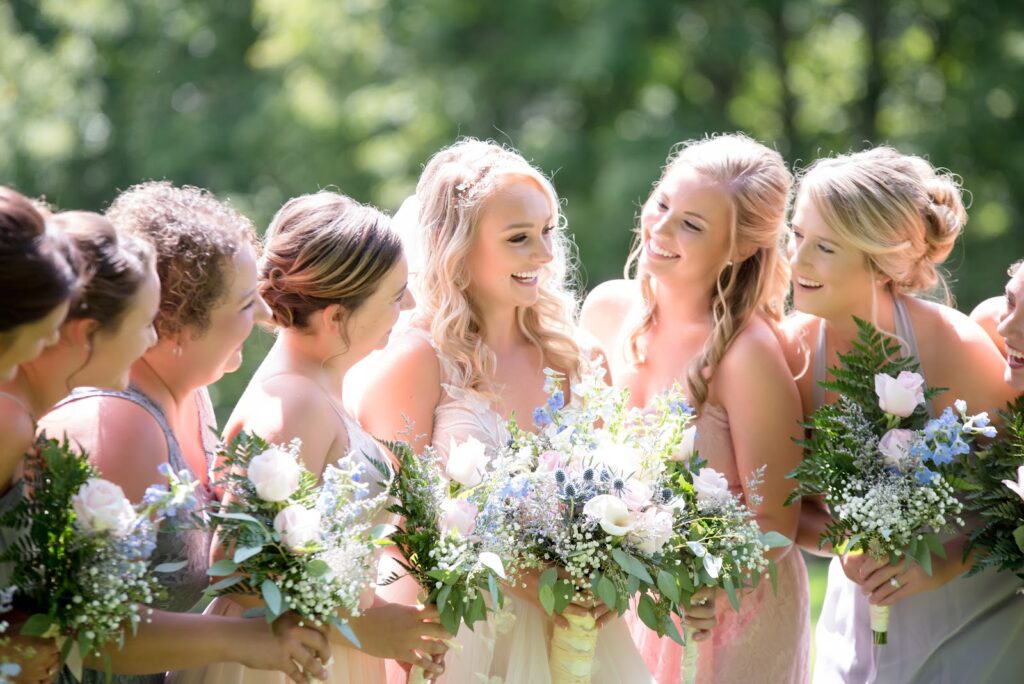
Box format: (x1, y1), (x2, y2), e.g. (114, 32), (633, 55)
(782, 147), (1022, 683)
(42, 184), (328, 683)
(0, 187), (78, 381)
(581, 133), (809, 684)
(355, 139), (653, 684)
(969, 262), (1018, 357)
(0, 209), (158, 682)
(174, 191), (448, 683)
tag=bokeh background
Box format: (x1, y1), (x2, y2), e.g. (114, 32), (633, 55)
(5, 0), (1023, 649)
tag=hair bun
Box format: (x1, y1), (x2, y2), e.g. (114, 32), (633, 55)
(920, 175), (966, 262)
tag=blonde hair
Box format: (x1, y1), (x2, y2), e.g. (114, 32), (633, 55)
(411, 139), (581, 396)
(624, 133), (793, 410)
(259, 191), (402, 348)
(797, 146), (966, 303)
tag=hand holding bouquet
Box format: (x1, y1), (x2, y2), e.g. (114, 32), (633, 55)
(206, 432), (393, 656)
(0, 434), (197, 676)
(788, 319), (994, 644)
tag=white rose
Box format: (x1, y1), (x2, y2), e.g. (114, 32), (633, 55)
(628, 506), (675, 555)
(440, 498), (478, 537)
(620, 480), (654, 512)
(592, 437), (643, 474)
(670, 425), (698, 462)
(446, 436), (490, 487)
(1002, 465), (1024, 503)
(692, 468), (731, 506)
(878, 429), (916, 471)
(583, 494), (636, 537)
(72, 478), (136, 536)
(273, 504), (321, 553)
(875, 371), (925, 418)
(247, 447), (302, 502)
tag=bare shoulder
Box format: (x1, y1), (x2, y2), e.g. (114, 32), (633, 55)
(718, 315), (792, 383)
(909, 298), (997, 351)
(41, 397), (169, 499)
(237, 374), (343, 445)
(0, 398), (36, 473)
(581, 280), (635, 334)
(356, 330), (441, 403)
(969, 296), (1006, 355)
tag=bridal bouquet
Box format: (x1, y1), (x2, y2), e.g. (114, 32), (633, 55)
(375, 438), (512, 684)
(207, 432), (393, 649)
(953, 395), (1024, 583)
(480, 368), (783, 684)
(0, 434), (197, 675)
(787, 319), (993, 644)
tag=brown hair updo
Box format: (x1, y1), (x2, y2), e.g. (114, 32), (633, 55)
(259, 191), (402, 346)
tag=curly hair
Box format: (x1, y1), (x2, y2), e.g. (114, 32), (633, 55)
(410, 139), (582, 396)
(624, 133), (793, 410)
(105, 181), (257, 339)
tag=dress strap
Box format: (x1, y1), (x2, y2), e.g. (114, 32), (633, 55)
(0, 391), (32, 420)
(893, 296), (936, 418)
(53, 386), (189, 474)
(812, 319), (828, 411)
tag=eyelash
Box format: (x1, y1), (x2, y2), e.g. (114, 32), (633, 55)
(509, 226), (556, 244)
(242, 301), (255, 311)
(656, 200), (701, 232)
(792, 231), (834, 254)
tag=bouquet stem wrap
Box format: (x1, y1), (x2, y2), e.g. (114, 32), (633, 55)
(870, 604), (890, 645)
(682, 625), (699, 684)
(549, 612), (597, 683)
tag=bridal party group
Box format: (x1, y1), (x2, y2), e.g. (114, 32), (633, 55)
(1, 132), (1022, 684)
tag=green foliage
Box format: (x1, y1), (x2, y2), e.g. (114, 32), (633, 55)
(959, 395), (1024, 579)
(2, 1), (1022, 425)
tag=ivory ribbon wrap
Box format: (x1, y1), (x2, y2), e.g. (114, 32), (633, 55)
(549, 612), (598, 683)
(870, 604), (890, 645)
(681, 625), (698, 684)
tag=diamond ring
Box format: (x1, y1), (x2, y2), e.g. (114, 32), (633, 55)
(889, 577), (900, 589)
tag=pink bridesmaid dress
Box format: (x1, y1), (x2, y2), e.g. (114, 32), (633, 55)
(626, 404), (811, 684)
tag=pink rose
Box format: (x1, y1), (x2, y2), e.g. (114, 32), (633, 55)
(878, 428), (916, 471)
(441, 499), (478, 537)
(537, 450), (562, 473)
(874, 371), (925, 418)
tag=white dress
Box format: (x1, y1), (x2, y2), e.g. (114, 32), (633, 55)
(171, 408), (391, 684)
(380, 328), (654, 684)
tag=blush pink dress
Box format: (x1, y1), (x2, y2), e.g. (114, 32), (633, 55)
(626, 403), (811, 684)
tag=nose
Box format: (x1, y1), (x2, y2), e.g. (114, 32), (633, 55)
(534, 236), (554, 266)
(254, 293), (273, 325)
(996, 301), (1014, 339)
(401, 288), (416, 312)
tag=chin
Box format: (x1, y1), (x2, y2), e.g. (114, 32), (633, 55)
(1007, 367), (1024, 393)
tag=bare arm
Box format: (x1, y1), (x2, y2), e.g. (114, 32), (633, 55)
(970, 295), (1006, 358)
(716, 321), (804, 562)
(354, 332), (441, 455)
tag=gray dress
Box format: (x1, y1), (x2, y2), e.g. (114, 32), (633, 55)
(55, 386), (216, 684)
(812, 297), (1024, 683)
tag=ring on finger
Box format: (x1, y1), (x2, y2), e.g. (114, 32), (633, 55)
(889, 577), (900, 589)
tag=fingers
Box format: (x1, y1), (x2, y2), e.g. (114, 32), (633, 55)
(415, 604), (440, 620)
(869, 571), (909, 605)
(293, 645), (328, 681)
(283, 661), (306, 684)
(296, 627), (331, 671)
(560, 603), (591, 619)
(414, 622), (452, 641)
(861, 565), (900, 596)
(415, 638), (449, 656)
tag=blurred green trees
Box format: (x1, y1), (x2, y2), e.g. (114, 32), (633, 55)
(3, 0), (1021, 420)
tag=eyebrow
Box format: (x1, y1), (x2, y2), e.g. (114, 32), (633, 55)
(502, 217), (554, 231)
(236, 287), (257, 305)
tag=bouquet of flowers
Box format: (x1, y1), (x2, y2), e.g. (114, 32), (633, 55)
(0, 434), (197, 676)
(206, 432), (394, 655)
(656, 458), (788, 684)
(376, 438), (511, 684)
(482, 368), (785, 684)
(953, 395), (1024, 583)
(787, 319), (994, 644)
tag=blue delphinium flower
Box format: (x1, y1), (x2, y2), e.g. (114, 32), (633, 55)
(916, 466), (938, 486)
(547, 390), (565, 413)
(533, 407), (551, 428)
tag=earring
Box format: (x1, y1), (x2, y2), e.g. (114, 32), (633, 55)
(172, 345), (183, 358)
